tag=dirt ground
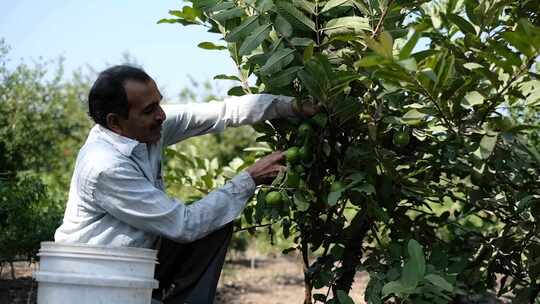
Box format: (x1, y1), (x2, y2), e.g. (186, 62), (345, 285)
(0, 253), (368, 304)
(215, 253), (368, 304)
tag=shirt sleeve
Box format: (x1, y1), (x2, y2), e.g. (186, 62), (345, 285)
(92, 164), (256, 243)
(161, 94), (296, 146)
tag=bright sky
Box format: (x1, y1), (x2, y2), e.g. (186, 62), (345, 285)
(0, 0), (237, 99)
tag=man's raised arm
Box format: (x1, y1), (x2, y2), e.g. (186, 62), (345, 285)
(161, 94), (296, 146)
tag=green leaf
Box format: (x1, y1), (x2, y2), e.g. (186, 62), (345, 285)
(327, 190), (343, 206)
(192, 0), (221, 11)
(274, 15), (294, 37)
(225, 16), (260, 42)
(312, 112), (328, 127)
(401, 260), (420, 288)
(205, 1), (234, 12)
(492, 41), (522, 66)
(408, 239), (426, 278)
(276, 1), (316, 32)
(298, 69), (324, 99)
(430, 11), (442, 29)
(462, 91), (485, 109)
(463, 63), (483, 70)
(294, 191), (310, 211)
(197, 42), (227, 50)
(354, 55), (385, 68)
(425, 274), (453, 292)
(303, 42), (314, 62)
(399, 31), (420, 60)
(260, 48), (296, 76)
(239, 24), (272, 56)
(266, 66), (302, 88)
(336, 290), (355, 304)
(290, 37), (316, 47)
(351, 184), (375, 194)
(157, 18), (198, 26)
(211, 7), (245, 23)
(434, 53), (454, 91)
(503, 31), (535, 58)
(227, 86), (246, 96)
(293, 0), (316, 14)
(352, 0), (370, 15)
(256, 0), (275, 12)
(396, 58), (417, 72)
(447, 13), (476, 35)
(382, 281), (415, 296)
(380, 32), (393, 56)
(473, 133), (498, 160)
(364, 34), (392, 58)
(214, 74), (241, 81)
(321, 0), (351, 13)
(324, 16), (370, 36)
(402, 109), (427, 126)
(168, 7), (201, 21)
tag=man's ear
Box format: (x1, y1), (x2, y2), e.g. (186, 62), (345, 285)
(106, 113), (123, 135)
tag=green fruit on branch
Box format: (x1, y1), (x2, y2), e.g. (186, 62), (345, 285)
(393, 130), (410, 148)
(286, 146), (300, 163)
(298, 123), (313, 137)
(286, 171), (301, 188)
(265, 191), (283, 205)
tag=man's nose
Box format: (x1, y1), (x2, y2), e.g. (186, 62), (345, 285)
(156, 106), (166, 122)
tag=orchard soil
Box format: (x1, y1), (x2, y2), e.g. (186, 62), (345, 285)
(0, 252), (368, 304)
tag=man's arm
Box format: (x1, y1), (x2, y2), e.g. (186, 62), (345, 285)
(93, 163), (256, 243)
(161, 94), (296, 146)
(92, 151), (286, 243)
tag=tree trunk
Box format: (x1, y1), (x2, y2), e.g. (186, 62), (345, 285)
(334, 211), (373, 294)
(302, 240), (313, 304)
(10, 261), (15, 280)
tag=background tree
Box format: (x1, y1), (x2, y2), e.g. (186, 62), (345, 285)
(161, 0), (540, 303)
(0, 39), (92, 276)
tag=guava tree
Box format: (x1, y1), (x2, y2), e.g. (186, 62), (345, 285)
(0, 39), (91, 275)
(161, 1), (540, 303)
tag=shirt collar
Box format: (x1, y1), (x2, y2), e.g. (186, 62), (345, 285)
(92, 124), (142, 157)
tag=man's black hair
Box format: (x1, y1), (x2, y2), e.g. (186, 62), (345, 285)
(88, 65), (151, 127)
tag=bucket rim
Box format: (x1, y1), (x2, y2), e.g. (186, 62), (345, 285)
(40, 242), (157, 259)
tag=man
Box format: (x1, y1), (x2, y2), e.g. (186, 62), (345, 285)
(54, 65), (318, 303)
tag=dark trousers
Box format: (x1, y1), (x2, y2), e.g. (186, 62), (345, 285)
(153, 224), (233, 304)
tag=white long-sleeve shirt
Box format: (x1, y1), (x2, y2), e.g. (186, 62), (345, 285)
(54, 94), (296, 248)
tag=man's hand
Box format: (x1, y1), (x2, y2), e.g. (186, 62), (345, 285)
(246, 151), (287, 186)
(292, 99), (322, 118)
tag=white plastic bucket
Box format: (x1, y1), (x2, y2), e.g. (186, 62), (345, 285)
(33, 242), (159, 304)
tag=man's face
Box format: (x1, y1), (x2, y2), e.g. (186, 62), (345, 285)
(116, 79), (166, 144)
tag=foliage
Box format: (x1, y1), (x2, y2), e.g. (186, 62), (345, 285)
(163, 0), (540, 303)
(0, 175), (62, 266)
(0, 38), (92, 266)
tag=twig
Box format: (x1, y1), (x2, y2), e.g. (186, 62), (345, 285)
(315, 0), (321, 48)
(372, 0), (395, 38)
(234, 222), (274, 232)
(479, 56), (537, 125)
(414, 78), (457, 134)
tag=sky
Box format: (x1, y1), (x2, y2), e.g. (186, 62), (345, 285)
(0, 0), (237, 99)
